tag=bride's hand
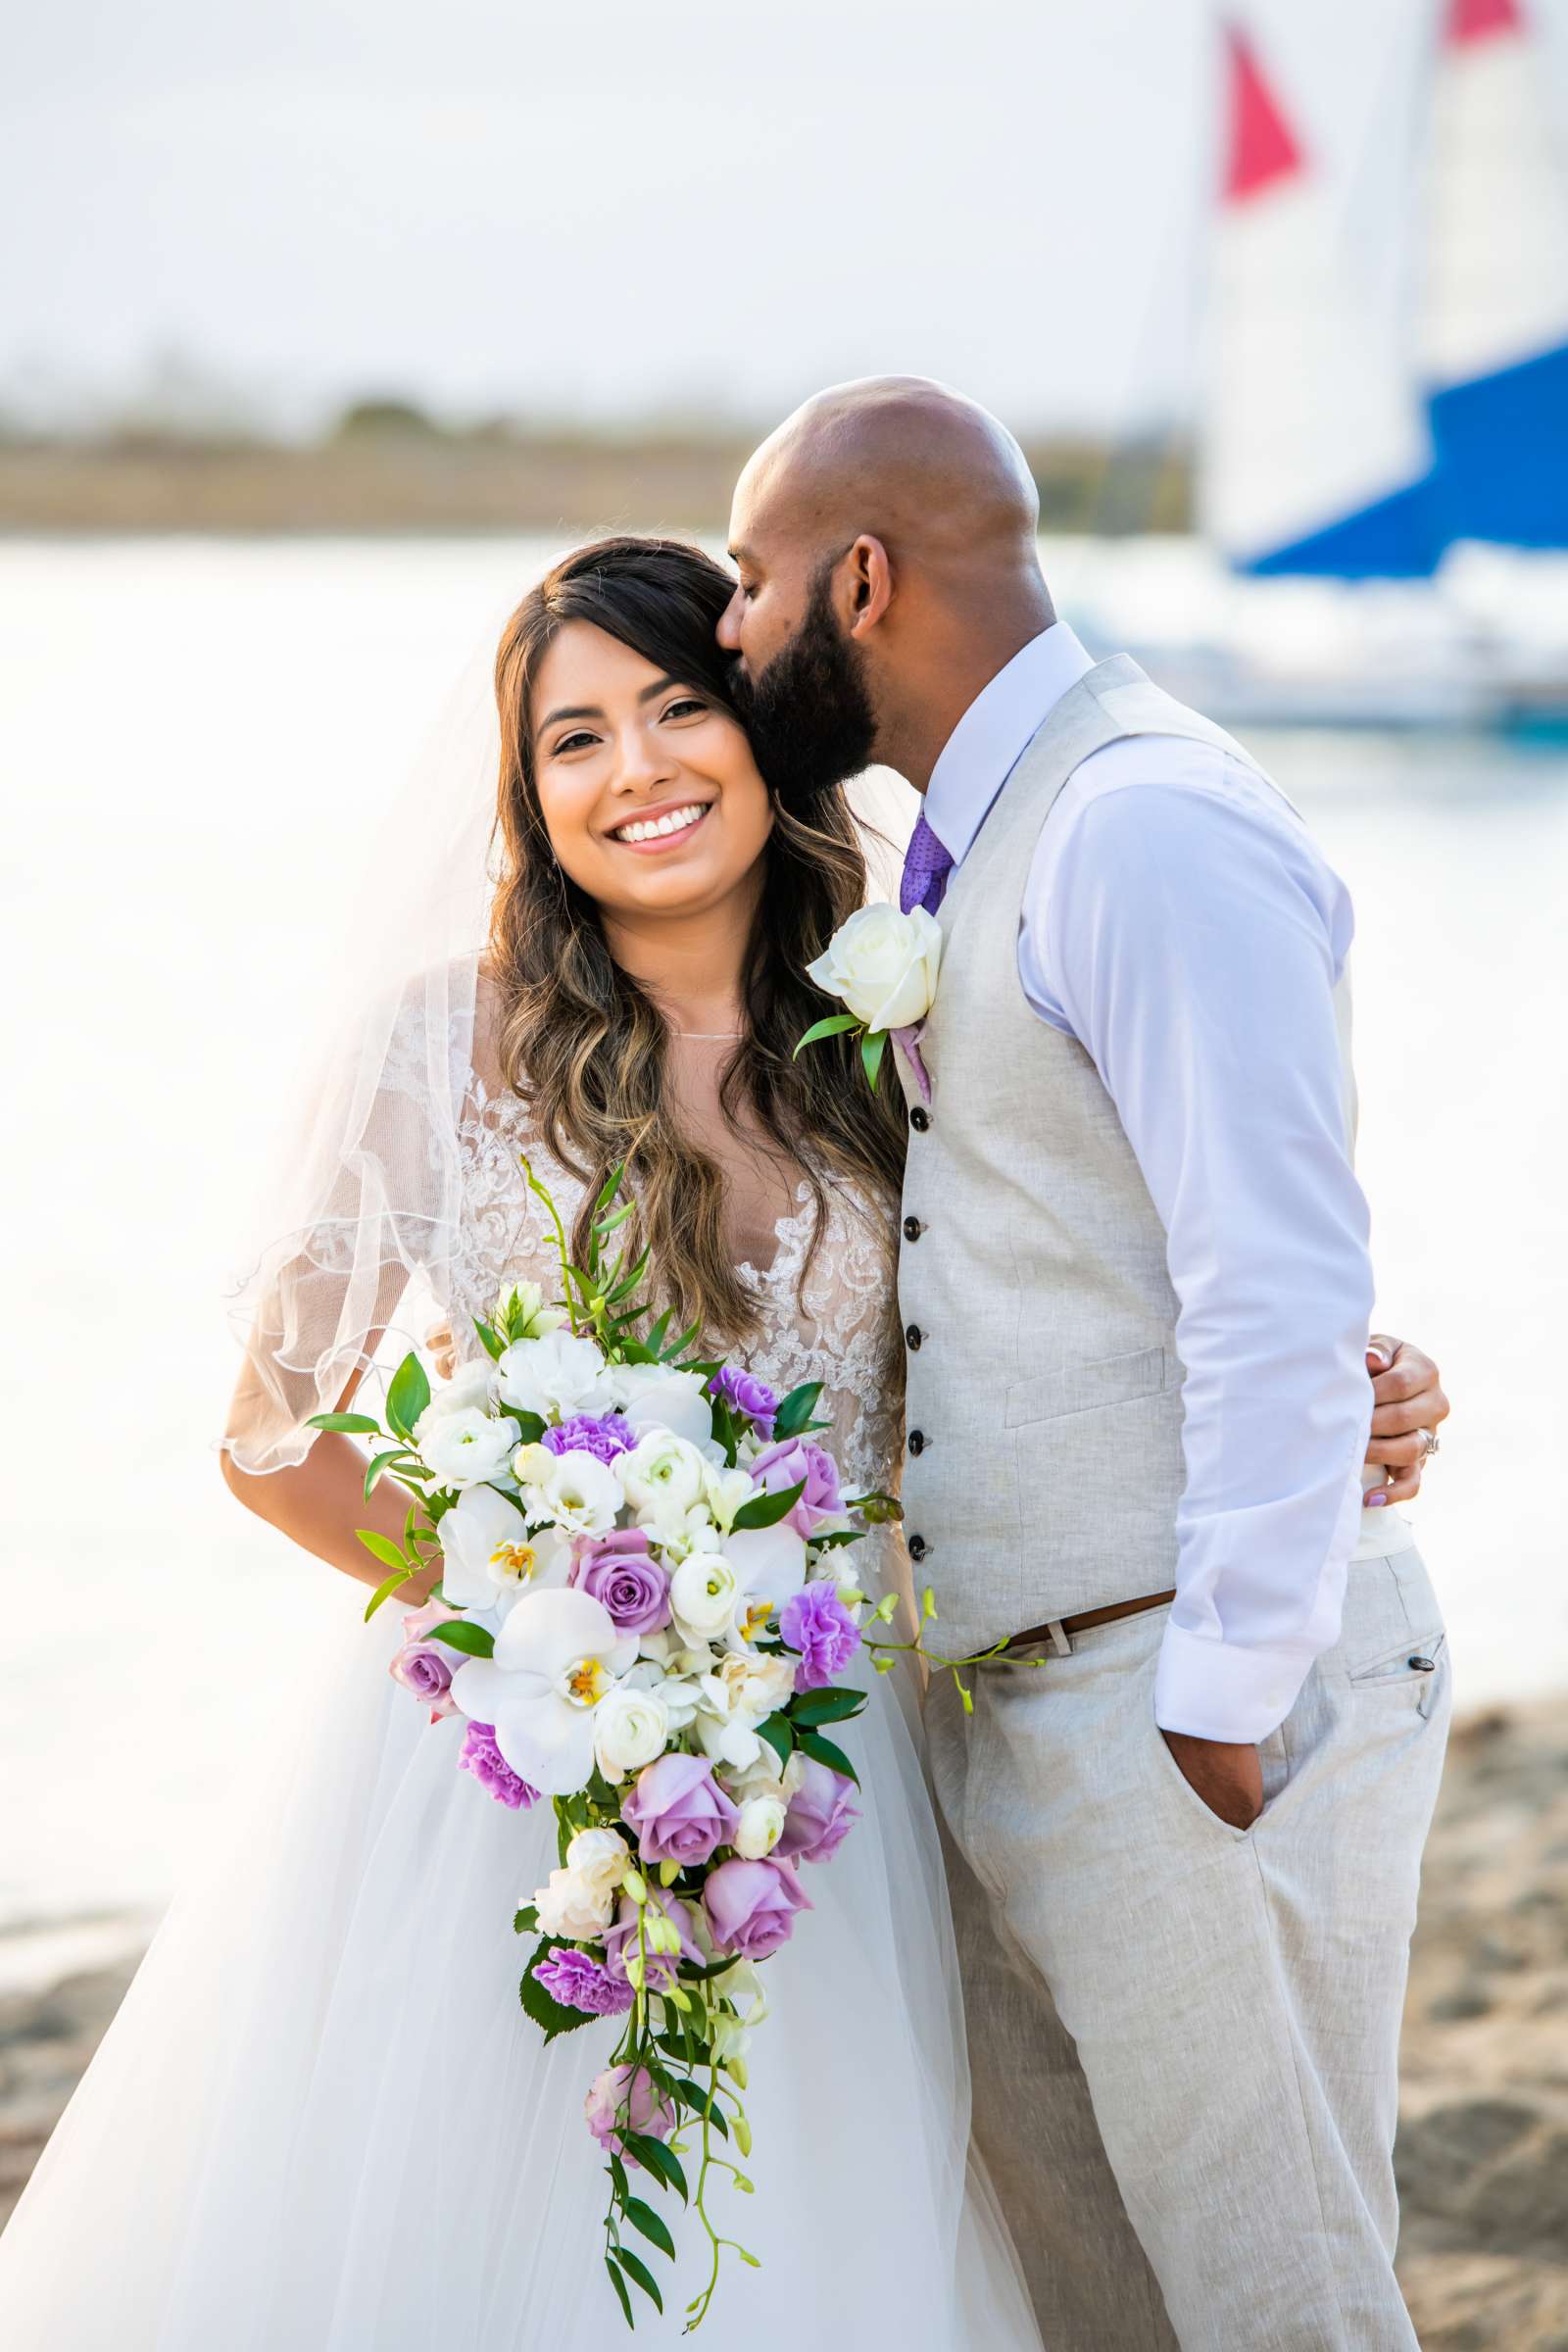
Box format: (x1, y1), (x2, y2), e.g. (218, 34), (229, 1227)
(426, 1321), (459, 1382)
(1362, 1334), (1449, 1509)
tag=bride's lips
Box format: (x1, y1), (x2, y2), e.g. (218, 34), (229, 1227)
(605, 800), (714, 856)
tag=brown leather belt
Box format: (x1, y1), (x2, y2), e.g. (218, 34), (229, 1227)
(1007, 1588), (1176, 1655)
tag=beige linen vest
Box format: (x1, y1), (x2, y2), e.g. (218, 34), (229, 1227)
(894, 656), (1355, 1661)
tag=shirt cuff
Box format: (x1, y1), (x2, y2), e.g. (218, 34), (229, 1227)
(1153, 1619), (1320, 1743)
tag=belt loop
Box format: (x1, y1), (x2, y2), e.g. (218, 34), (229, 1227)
(1046, 1619), (1072, 1658)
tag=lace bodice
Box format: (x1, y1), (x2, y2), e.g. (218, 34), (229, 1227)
(446, 1079), (904, 1503)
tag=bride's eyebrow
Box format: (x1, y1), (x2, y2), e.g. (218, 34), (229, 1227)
(538, 676), (688, 735)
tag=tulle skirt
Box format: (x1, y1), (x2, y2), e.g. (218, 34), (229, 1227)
(0, 1588), (1043, 2349)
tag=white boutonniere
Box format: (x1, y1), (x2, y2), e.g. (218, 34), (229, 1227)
(795, 903), (943, 1098)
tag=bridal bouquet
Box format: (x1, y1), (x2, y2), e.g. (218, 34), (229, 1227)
(309, 1163), (900, 2331)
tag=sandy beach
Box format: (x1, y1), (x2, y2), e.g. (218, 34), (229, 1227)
(3, 1698), (1564, 2346)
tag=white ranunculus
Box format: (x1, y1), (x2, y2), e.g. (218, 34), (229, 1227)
(495, 1328), (612, 1421)
(806, 901), (943, 1033)
(415, 1405), (518, 1490)
(669, 1552), (741, 1643)
(438, 1483), (570, 1613)
(449, 1587), (636, 1795)
(733, 1794), (787, 1860)
(416, 1359), (496, 1425)
(519, 1447), (623, 1539)
(593, 1683), (670, 1782)
(566, 1826), (632, 1903)
(616, 1430), (709, 1523)
(493, 1279), (567, 1343)
(620, 1368), (714, 1447)
(534, 1864), (615, 1941)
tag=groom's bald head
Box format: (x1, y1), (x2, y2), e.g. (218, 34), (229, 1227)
(719, 377), (1054, 793)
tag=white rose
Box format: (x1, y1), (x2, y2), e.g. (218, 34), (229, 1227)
(519, 1447), (623, 1538)
(416, 1359), (496, 1424)
(566, 1826), (632, 1902)
(620, 1369), (714, 1448)
(593, 1683), (670, 1781)
(617, 1430), (709, 1522)
(534, 1864), (614, 1941)
(415, 1405), (517, 1489)
(733, 1794), (787, 1860)
(805, 901), (942, 1033)
(495, 1328), (612, 1421)
(669, 1552), (741, 1643)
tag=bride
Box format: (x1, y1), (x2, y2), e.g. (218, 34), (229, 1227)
(0, 535), (1444, 2348)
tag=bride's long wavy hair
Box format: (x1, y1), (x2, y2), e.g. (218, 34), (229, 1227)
(487, 535), (908, 1351)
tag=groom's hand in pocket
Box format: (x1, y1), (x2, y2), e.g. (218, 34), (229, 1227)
(1161, 1733), (1264, 1830)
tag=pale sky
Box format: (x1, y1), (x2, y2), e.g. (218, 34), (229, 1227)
(7, 0), (1568, 437)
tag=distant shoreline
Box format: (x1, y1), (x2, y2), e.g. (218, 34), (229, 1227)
(0, 433), (1191, 538)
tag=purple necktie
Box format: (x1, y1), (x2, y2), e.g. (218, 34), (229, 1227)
(899, 813), (955, 916)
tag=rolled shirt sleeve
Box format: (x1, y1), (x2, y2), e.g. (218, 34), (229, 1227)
(1024, 751), (1375, 1743)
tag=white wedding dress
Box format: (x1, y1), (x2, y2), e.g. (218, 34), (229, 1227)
(0, 1067), (1044, 2348)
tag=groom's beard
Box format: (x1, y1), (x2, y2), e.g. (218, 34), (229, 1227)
(729, 568), (878, 808)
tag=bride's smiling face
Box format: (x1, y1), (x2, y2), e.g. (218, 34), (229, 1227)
(530, 621), (774, 920)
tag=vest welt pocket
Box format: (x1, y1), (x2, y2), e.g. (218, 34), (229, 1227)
(1348, 1629), (1447, 1689)
(1004, 1345), (1172, 1430)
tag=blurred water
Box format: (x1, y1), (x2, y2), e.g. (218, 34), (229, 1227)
(2, 536), (1565, 1940)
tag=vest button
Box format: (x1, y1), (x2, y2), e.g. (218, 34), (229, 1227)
(908, 1534), (928, 1562)
(1407, 1655), (1436, 1672)
(907, 1428), (926, 1455)
(905, 1323), (923, 1351)
(903, 1215), (923, 1242)
(909, 1105), (930, 1133)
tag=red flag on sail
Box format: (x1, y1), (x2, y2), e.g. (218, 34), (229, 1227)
(1223, 25), (1305, 205)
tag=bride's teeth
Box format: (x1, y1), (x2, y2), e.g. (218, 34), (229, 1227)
(618, 804), (704, 843)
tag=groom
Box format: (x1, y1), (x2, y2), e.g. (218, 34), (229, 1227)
(719, 378), (1451, 2350)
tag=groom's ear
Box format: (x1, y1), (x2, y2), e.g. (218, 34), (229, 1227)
(843, 535), (894, 640)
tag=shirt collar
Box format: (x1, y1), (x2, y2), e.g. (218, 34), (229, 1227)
(922, 621), (1096, 869)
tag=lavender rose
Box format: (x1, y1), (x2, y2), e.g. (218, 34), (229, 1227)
(568, 1528), (672, 1637)
(534, 1946), (634, 2017)
(749, 1435), (842, 1535)
(620, 1752), (740, 1867)
(778, 1582), (862, 1692)
(389, 1639), (457, 1711)
(708, 1366), (779, 1436)
(584, 2064), (676, 2161)
(703, 1855), (812, 1961)
(457, 1720), (539, 1810)
(541, 1412), (633, 1465)
(777, 1753), (860, 1864)
(602, 1886), (705, 1992)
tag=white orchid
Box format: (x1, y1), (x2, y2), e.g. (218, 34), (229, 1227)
(723, 1519), (808, 1643)
(692, 1648), (793, 1772)
(450, 1587), (636, 1796)
(619, 1367), (715, 1448)
(414, 1404), (518, 1490)
(702, 1460), (758, 1536)
(514, 1445), (622, 1538)
(495, 1327), (612, 1422)
(437, 1483), (570, 1614)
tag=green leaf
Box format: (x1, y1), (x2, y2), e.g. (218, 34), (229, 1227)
(355, 1528), (408, 1576)
(426, 1618), (495, 1657)
(614, 2246), (663, 2314)
(660, 1320), (702, 1363)
(621, 2194), (676, 2260)
(594, 1160), (627, 1215)
(795, 1728), (860, 1788)
(757, 1711), (794, 1774)
(363, 1564), (416, 1621)
(472, 1318), (505, 1363)
(384, 1352), (431, 1445)
(306, 1410), (383, 1436)
(610, 2152), (629, 2205)
(641, 1306), (672, 1358)
(669, 2081), (728, 2138)
(363, 1446), (411, 1500)
(772, 1381), (823, 1440)
(861, 1027), (889, 1091)
(606, 1248), (652, 1306)
(792, 1011), (860, 1058)
(518, 1939), (596, 2044)
(504, 1407), (546, 1445)
(594, 1200), (637, 1239)
(622, 2133), (688, 2202)
(730, 1478), (806, 1533)
(604, 2255), (634, 2329)
(790, 1688), (867, 1728)
(513, 1904), (539, 1935)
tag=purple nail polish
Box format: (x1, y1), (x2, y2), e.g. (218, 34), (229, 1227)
(1365, 1491), (1389, 1508)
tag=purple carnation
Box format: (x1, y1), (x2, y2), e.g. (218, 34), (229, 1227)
(708, 1366), (778, 1436)
(778, 1583), (862, 1692)
(534, 1946), (635, 2017)
(457, 1721), (539, 1810)
(540, 1412), (633, 1464)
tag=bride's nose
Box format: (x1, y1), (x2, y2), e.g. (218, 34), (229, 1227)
(608, 720), (679, 799)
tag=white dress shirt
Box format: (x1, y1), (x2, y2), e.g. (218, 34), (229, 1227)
(923, 624), (1380, 1744)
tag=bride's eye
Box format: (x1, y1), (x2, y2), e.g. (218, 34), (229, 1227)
(662, 697), (707, 723)
(551, 728), (600, 756)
